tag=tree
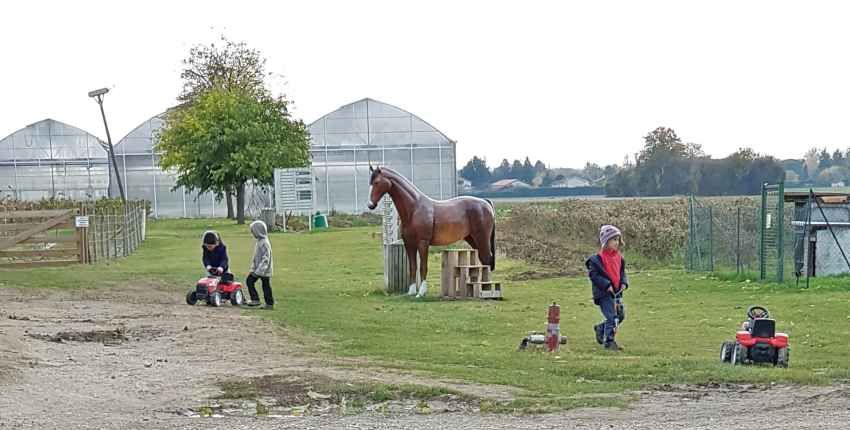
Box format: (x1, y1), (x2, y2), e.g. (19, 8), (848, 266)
(818, 148), (832, 170)
(833, 149), (846, 167)
(459, 156), (491, 188)
(179, 35), (269, 103)
(521, 157), (535, 183)
(493, 159), (511, 181)
(533, 160), (547, 175)
(511, 159), (524, 180)
(178, 35), (273, 218)
(803, 148), (819, 179)
(583, 162), (604, 180)
(157, 86), (310, 224)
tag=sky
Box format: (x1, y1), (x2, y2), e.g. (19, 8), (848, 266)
(1, 1), (848, 168)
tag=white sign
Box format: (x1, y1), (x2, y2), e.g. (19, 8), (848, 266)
(75, 216), (90, 228)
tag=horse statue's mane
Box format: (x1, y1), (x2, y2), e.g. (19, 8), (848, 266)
(370, 167), (429, 202)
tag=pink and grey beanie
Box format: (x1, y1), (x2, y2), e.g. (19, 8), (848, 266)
(599, 224), (622, 246)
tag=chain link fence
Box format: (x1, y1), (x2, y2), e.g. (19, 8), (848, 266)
(687, 196), (760, 275)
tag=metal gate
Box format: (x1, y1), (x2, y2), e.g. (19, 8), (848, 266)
(759, 182), (785, 282)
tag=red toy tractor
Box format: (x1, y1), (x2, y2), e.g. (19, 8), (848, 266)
(186, 271), (245, 307)
(720, 306), (789, 367)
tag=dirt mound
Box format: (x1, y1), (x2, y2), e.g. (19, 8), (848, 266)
(27, 328), (128, 344)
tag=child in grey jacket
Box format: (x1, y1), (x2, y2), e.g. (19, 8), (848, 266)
(246, 220), (274, 309)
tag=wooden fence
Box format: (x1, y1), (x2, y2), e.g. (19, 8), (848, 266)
(0, 201), (147, 268)
(79, 201), (147, 263)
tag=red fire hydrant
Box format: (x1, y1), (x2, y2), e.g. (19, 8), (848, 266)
(546, 302), (561, 352)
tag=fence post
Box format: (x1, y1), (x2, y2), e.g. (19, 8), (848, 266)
(733, 206), (738, 273)
(777, 181), (785, 282)
(687, 195), (694, 271)
(708, 206), (714, 272)
(759, 183), (767, 280)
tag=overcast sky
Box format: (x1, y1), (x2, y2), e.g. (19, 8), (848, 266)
(1, 1), (847, 168)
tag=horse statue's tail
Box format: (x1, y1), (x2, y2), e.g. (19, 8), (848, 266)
(485, 199), (496, 271)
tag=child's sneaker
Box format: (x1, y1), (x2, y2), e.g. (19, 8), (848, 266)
(604, 340), (620, 351)
(264, 304), (275, 310)
(245, 301), (261, 307)
(593, 324), (604, 345)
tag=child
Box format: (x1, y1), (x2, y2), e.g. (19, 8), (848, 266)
(202, 230), (233, 283)
(246, 220), (275, 310)
(586, 225), (629, 351)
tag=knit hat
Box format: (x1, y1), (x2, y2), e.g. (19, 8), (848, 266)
(599, 224), (622, 247)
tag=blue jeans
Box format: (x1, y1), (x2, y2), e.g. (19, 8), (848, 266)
(598, 294), (626, 344)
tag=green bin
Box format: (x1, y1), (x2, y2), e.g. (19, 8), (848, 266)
(313, 213), (328, 229)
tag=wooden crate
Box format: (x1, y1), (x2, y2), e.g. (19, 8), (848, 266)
(441, 248), (503, 300)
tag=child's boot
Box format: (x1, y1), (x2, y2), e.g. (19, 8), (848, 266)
(593, 324), (604, 345)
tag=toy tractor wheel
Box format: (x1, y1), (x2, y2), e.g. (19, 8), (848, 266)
(776, 347), (789, 368)
(720, 341), (734, 363)
(208, 291), (222, 307)
(186, 291), (198, 305)
(731, 343), (747, 365)
(230, 289), (244, 306)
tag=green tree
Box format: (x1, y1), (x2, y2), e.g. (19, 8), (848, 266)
(459, 156), (491, 188)
(157, 87), (310, 224)
(178, 35), (272, 218)
(493, 159), (511, 181)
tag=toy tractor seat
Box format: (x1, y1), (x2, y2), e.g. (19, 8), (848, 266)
(750, 318), (775, 338)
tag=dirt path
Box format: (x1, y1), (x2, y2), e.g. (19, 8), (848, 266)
(2, 286), (850, 429)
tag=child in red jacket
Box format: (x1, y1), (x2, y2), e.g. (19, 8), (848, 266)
(585, 225), (629, 351)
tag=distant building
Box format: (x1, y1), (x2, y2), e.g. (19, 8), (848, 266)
(490, 178), (532, 191)
(552, 176), (591, 188)
(458, 178), (472, 191)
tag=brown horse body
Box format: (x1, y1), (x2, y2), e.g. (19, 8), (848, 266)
(368, 167), (495, 297)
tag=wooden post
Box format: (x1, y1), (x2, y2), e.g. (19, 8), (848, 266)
(441, 250), (458, 299)
(457, 250), (469, 298)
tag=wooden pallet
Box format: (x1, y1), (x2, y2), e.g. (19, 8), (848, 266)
(441, 249), (503, 300)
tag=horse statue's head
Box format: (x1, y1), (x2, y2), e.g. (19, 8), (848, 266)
(367, 165), (391, 210)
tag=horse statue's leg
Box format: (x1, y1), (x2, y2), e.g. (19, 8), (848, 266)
(416, 241), (429, 298)
(405, 242), (418, 296)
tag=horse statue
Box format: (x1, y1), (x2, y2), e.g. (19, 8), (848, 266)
(367, 166), (496, 298)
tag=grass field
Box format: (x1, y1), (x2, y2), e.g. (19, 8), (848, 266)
(4, 219), (850, 412)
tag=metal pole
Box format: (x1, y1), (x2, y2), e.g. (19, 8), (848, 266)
(759, 183), (767, 280)
(777, 181), (785, 282)
(805, 191), (813, 289)
(95, 95), (126, 204)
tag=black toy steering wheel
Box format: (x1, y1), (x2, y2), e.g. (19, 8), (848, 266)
(747, 305), (770, 320)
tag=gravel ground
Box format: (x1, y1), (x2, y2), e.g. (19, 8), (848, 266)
(2, 285), (850, 430)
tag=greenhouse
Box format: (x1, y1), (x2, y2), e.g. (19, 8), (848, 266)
(308, 98), (457, 214)
(1, 98), (456, 217)
(112, 113), (243, 218)
(0, 119), (109, 201)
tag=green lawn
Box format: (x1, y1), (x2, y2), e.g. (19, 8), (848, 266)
(4, 219), (850, 411)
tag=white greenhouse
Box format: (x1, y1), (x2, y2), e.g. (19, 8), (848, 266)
(308, 98), (457, 214)
(0, 98), (456, 217)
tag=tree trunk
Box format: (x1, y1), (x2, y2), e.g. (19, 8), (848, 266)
(225, 191), (234, 219)
(236, 182), (246, 225)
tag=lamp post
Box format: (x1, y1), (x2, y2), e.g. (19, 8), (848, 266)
(88, 87), (126, 203)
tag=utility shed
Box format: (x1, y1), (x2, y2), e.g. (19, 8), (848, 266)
(787, 188), (850, 277)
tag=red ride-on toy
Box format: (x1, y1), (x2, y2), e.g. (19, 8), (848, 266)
(186, 270), (245, 307)
(720, 306), (789, 367)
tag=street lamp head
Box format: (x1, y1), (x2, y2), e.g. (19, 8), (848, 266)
(88, 88), (109, 98)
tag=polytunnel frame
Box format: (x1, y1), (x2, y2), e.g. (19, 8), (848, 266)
(0, 119), (111, 200)
(308, 98), (458, 214)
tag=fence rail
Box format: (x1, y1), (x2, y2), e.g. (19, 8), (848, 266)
(0, 201), (147, 268)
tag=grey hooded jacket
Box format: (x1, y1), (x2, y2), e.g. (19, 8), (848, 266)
(249, 220), (273, 277)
